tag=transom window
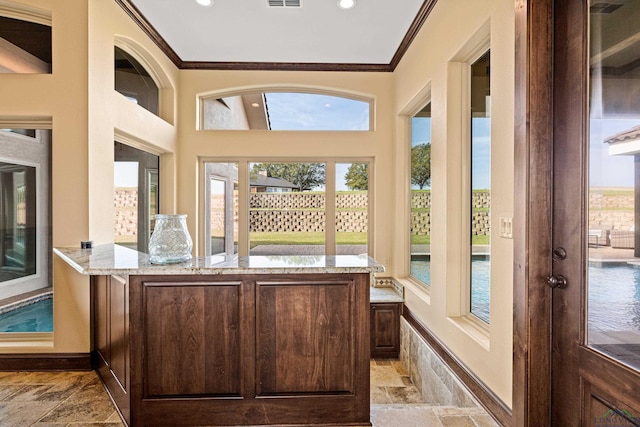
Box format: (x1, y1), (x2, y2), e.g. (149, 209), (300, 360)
(0, 16), (51, 74)
(114, 46), (159, 115)
(200, 91), (372, 131)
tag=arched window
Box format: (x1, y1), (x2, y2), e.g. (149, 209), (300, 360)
(199, 89), (373, 131)
(0, 15), (51, 74)
(115, 46), (160, 116)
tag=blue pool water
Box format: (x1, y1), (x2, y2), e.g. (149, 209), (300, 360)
(411, 257), (491, 323)
(0, 298), (53, 332)
(411, 257), (640, 332)
(588, 263), (640, 331)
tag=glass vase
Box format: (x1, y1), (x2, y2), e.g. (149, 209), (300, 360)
(148, 214), (193, 264)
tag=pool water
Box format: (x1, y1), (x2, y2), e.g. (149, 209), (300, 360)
(0, 298), (53, 332)
(588, 263), (640, 332)
(411, 257), (491, 323)
(410, 258), (640, 332)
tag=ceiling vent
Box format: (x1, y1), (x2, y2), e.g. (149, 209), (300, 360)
(267, 0), (301, 7)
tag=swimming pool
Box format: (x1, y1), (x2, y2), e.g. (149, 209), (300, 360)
(0, 298), (53, 333)
(588, 263), (640, 331)
(411, 257), (491, 323)
(411, 257), (640, 332)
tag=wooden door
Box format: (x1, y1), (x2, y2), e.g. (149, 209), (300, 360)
(552, 0), (640, 424)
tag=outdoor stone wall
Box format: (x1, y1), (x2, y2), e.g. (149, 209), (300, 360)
(114, 188), (137, 239)
(411, 191), (491, 236)
(589, 189), (634, 231)
(115, 189), (495, 237)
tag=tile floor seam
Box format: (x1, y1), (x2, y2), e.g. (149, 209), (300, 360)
(30, 382), (82, 427)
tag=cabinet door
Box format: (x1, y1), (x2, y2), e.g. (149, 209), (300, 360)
(370, 303), (401, 358)
(93, 275), (109, 365)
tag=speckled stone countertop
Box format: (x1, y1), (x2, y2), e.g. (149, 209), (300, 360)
(54, 244), (385, 276)
(370, 286), (404, 303)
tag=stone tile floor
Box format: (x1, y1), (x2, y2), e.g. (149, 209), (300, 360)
(0, 360), (499, 426)
(369, 359), (499, 427)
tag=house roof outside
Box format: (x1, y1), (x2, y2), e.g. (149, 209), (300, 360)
(251, 174), (299, 190)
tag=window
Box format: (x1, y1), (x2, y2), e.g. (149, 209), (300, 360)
(0, 16), (51, 74)
(114, 46), (159, 115)
(204, 160), (370, 257)
(200, 91), (372, 131)
(410, 103), (432, 286)
(0, 129), (52, 333)
(249, 162), (326, 255)
(204, 162), (238, 256)
(114, 142), (160, 253)
(337, 162), (368, 255)
(469, 51), (491, 323)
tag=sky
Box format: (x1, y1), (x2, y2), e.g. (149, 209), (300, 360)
(411, 116), (492, 190)
(589, 118), (639, 188)
(115, 93), (497, 191)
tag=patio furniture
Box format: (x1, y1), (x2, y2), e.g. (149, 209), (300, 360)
(610, 230), (634, 249)
(588, 224), (612, 247)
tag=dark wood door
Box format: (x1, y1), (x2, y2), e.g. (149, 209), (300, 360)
(552, 1), (640, 424)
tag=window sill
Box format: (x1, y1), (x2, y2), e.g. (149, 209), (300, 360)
(448, 314), (490, 350)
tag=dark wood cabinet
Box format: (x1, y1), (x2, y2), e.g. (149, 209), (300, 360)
(93, 273), (371, 427)
(370, 302), (401, 358)
(92, 275), (130, 421)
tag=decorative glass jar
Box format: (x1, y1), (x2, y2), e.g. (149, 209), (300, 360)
(148, 214), (193, 264)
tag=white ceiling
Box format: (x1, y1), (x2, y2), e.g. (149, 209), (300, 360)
(128, 0), (426, 65)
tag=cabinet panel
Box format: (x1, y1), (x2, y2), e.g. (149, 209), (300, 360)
(370, 303), (401, 358)
(143, 282), (242, 397)
(256, 280), (354, 395)
(93, 275), (109, 365)
(110, 275), (128, 390)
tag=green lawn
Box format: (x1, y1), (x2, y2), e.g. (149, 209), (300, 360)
(249, 231), (488, 247)
(250, 231), (367, 248)
(411, 234), (489, 245)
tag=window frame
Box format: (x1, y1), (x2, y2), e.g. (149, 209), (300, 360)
(462, 47), (492, 327)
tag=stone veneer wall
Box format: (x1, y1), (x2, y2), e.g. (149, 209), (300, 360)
(400, 317), (478, 407)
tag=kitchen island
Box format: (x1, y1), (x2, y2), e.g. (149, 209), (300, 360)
(54, 244), (384, 427)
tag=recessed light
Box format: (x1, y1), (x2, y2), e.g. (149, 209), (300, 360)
(338, 0), (355, 9)
(195, 0), (213, 6)
(251, 103), (261, 108)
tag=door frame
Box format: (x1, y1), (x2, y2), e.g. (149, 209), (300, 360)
(514, 1), (640, 425)
(513, 0), (554, 425)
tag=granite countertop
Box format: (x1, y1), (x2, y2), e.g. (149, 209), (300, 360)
(54, 244), (385, 276)
(370, 286), (404, 303)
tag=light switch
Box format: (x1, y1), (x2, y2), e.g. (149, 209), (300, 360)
(499, 217), (513, 239)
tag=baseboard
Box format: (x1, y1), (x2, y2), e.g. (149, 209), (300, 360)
(402, 305), (512, 427)
(0, 353), (92, 371)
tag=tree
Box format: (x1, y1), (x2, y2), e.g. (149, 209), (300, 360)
(411, 143), (431, 189)
(251, 163), (325, 191)
(344, 163), (368, 190)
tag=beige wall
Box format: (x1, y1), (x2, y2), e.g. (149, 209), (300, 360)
(0, 0), (178, 353)
(0, 0), (515, 409)
(177, 73), (394, 263)
(392, 0), (514, 407)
